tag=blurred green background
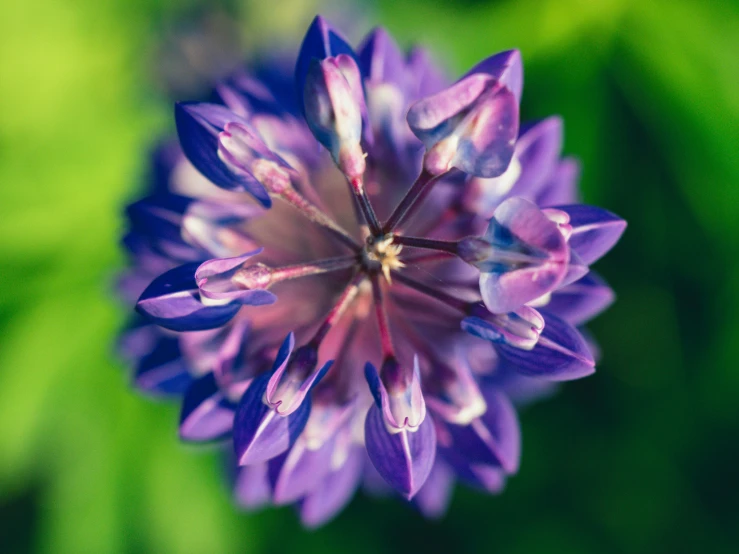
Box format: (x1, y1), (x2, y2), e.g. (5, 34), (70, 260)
(2, 0), (739, 552)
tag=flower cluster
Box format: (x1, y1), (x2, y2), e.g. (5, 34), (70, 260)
(119, 16), (625, 527)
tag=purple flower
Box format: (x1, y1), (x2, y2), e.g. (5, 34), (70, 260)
(119, 15), (625, 526)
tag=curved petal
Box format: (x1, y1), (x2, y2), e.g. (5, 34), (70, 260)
(414, 461), (455, 519)
(496, 311), (595, 381)
(546, 272), (615, 325)
(133, 335), (193, 397)
(557, 204), (627, 264)
(136, 263), (242, 331)
(234, 462), (271, 510)
(466, 49), (523, 102)
(364, 404), (436, 499)
(179, 372), (236, 442)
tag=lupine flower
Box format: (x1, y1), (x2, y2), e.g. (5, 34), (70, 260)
(119, 15), (625, 527)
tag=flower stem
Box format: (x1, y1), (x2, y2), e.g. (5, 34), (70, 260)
(391, 271), (470, 313)
(310, 273), (365, 346)
(371, 275), (395, 358)
(392, 235), (459, 255)
(275, 187), (361, 250)
(233, 255), (358, 290)
(349, 176), (382, 235)
(382, 168), (445, 233)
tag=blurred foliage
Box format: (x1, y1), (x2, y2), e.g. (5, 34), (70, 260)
(1, 0), (738, 552)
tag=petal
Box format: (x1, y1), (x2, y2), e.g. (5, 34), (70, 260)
(265, 345), (332, 416)
(136, 263), (242, 331)
(268, 434), (336, 505)
(364, 404), (436, 499)
(510, 117), (564, 199)
(466, 49), (523, 102)
(557, 204), (627, 264)
(133, 335), (193, 397)
(546, 272), (615, 325)
(232, 335), (311, 465)
(175, 103), (272, 206)
(414, 461), (455, 519)
(234, 462), (271, 510)
(536, 158), (581, 207)
(406, 46), (448, 99)
(195, 250), (278, 305)
(357, 27), (406, 89)
(179, 372), (236, 442)
(365, 359), (426, 431)
(300, 445), (364, 528)
(446, 389), (521, 473)
(496, 311), (595, 381)
(295, 15), (356, 114)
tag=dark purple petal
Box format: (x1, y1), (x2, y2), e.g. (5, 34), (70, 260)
(496, 311), (595, 381)
(295, 15), (356, 114)
(358, 27), (406, 89)
(174, 102), (272, 207)
(364, 404), (436, 499)
(300, 445), (364, 528)
(557, 204), (627, 264)
(233, 335), (311, 465)
(446, 390), (521, 473)
(179, 372), (236, 442)
(466, 49), (523, 102)
(365, 359), (426, 431)
(414, 461), (455, 519)
(234, 463), (271, 510)
(547, 272), (615, 325)
(133, 335), (193, 397)
(136, 263), (242, 331)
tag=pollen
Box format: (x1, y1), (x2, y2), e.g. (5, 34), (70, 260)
(363, 235), (405, 283)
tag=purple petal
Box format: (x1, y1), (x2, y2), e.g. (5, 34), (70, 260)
(365, 359), (426, 431)
(496, 311), (595, 381)
(364, 404), (437, 499)
(133, 335), (193, 397)
(268, 434), (336, 505)
(547, 272), (615, 325)
(358, 27), (406, 89)
(179, 372), (235, 442)
(536, 158), (581, 206)
(557, 204), (627, 264)
(174, 103), (272, 207)
(234, 463), (271, 510)
(414, 461), (455, 519)
(510, 117), (563, 199)
(232, 335), (312, 465)
(300, 445), (364, 528)
(195, 250), (278, 305)
(136, 263), (242, 331)
(446, 389), (521, 473)
(406, 47), (448, 99)
(466, 49), (523, 102)
(295, 15), (356, 114)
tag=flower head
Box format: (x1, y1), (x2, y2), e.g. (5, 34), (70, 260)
(119, 15), (625, 526)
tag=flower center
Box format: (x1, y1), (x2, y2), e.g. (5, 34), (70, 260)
(361, 234), (405, 282)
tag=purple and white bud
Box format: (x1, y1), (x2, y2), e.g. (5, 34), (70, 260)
(303, 55), (367, 181)
(462, 304), (545, 350)
(194, 249), (277, 307)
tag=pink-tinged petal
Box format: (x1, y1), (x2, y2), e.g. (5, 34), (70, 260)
(547, 272), (615, 325)
(300, 445), (365, 528)
(425, 353), (487, 425)
(174, 103), (272, 207)
(179, 373), (235, 443)
(137, 263), (242, 331)
(234, 463), (271, 510)
(446, 390), (521, 474)
(194, 250), (278, 306)
(414, 461), (455, 519)
(265, 343), (332, 416)
(365, 359), (426, 432)
(232, 335), (311, 465)
(364, 404), (437, 499)
(496, 311), (595, 381)
(557, 204), (627, 264)
(466, 49), (523, 102)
